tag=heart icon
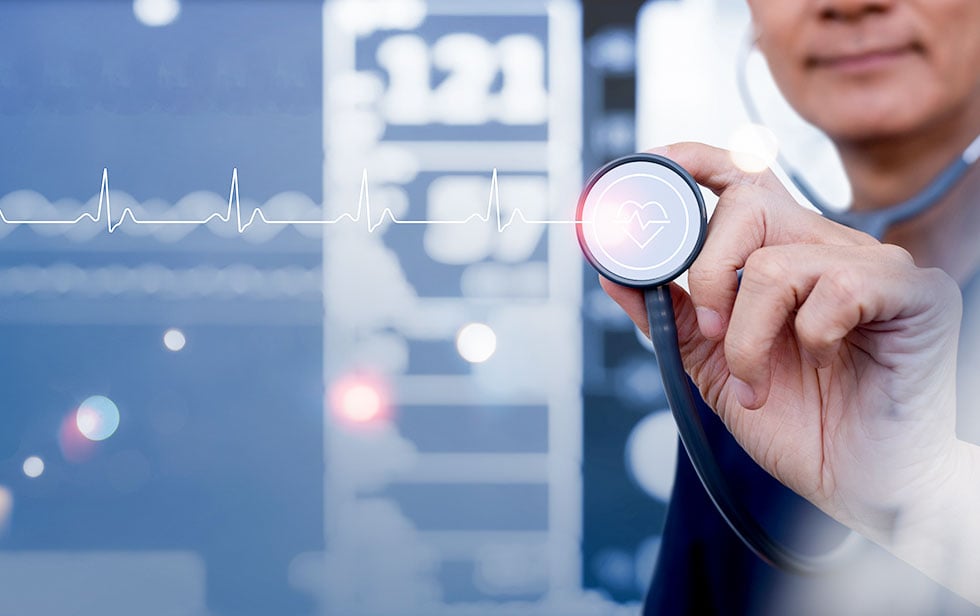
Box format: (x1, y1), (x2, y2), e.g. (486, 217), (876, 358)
(614, 200), (671, 248)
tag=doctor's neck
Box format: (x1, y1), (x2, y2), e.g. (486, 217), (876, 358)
(835, 98), (980, 283)
(835, 98), (980, 213)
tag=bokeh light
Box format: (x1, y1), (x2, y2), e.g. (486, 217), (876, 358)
(455, 322), (497, 363)
(0, 485), (11, 532)
(634, 535), (663, 590)
(728, 123), (779, 173)
(330, 375), (390, 425)
(625, 410), (678, 502)
(340, 385), (381, 422)
(22, 456), (44, 478)
(59, 413), (95, 463)
(163, 328), (186, 352)
(592, 548), (635, 592)
(133, 0), (180, 27)
(76, 395), (121, 442)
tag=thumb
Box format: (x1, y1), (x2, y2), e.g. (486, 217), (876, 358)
(666, 281), (703, 357)
(666, 284), (727, 399)
(599, 277), (728, 408)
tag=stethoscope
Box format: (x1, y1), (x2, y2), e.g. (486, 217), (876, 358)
(576, 36), (980, 575)
(577, 153), (860, 574)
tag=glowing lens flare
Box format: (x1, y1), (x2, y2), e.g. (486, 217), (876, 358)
(330, 375), (390, 424)
(22, 456), (44, 478)
(163, 328), (186, 351)
(0, 485), (12, 531)
(728, 123), (779, 173)
(456, 322), (497, 363)
(133, 0), (181, 27)
(76, 395), (121, 442)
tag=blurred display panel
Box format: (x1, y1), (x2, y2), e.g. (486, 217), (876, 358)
(0, 2), (325, 615)
(0, 0), (681, 614)
(321, 1), (631, 613)
(577, 1), (670, 603)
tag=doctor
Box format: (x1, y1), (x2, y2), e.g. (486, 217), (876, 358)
(601, 0), (980, 614)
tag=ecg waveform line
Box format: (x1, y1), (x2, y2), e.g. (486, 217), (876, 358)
(0, 169), (588, 234)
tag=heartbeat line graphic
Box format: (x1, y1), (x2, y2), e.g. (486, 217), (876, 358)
(0, 169), (586, 234)
(613, 200), (671, 249)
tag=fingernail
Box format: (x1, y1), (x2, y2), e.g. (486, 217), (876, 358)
(649, 145), (669, 155)
(695, 307), (723, 338)
(731, 377), (756, 408)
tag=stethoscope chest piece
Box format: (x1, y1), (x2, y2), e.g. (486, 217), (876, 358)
(576, 153), (707, 289)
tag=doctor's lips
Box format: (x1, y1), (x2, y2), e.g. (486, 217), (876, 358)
(806, 41), (924, 73)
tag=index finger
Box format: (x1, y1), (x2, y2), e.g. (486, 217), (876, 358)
(647, 141), (785, 196)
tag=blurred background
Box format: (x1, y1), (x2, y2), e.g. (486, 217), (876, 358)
(0, 0), (848, 614)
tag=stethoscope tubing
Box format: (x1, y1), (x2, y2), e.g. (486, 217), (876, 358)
(644, 285), (863, 574)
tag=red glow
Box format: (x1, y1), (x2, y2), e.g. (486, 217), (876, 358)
(330, 374), (390, 425)
(58, 412), (96, 463)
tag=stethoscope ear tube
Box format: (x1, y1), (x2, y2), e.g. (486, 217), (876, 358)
(643, 285), (863, 574)
(735, 29), (980, 240)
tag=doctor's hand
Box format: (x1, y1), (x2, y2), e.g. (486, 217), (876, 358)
(600, 143), (978, 594)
